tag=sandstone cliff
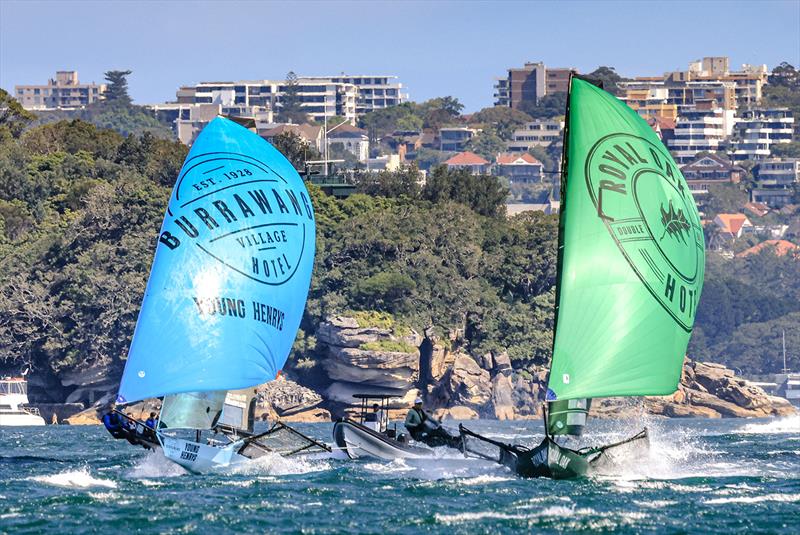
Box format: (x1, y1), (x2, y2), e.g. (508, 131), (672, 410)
(33, 314), (798, 424)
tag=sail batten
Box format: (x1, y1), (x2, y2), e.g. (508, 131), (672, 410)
(547, 78), (705, 402)
(117, 117), (315, 404)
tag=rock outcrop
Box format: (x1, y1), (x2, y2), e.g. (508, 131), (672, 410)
(27, 311), (800, 424)
(315, 315), (422, 417)
(645, 360), (797, 418)
(433, 354), (492, 412)
(434, 406), (479, 420)
(258, 375), (323, 416)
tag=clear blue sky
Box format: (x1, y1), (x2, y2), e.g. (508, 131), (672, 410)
(1, 0), (798, 112)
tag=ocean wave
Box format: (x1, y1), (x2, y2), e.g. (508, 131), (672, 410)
(702, 493), (800, 505)
(30, 468), (117, 489)
(435, 506), (580, 524)
(454, 474), (514, 486)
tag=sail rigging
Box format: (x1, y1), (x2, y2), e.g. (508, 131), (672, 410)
(547, 77), (705, 402)
(117, 117), (316, 404)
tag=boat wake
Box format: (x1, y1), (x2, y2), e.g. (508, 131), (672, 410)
(736, 415), (800, 435)
(362, 455), (505, 482)
(127, 450), (188, 479)
(29, 467), (117, 489)
(225, 452), (331, 476)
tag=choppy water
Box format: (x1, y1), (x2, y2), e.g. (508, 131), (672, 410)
(1, 416), (798, 533)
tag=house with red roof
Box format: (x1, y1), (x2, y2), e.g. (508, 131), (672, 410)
(713, 213), (753, 239)
(742, 201), (770, 218)
(494, 153), (543, 183)
(736, 239), (799, 258)
(444, 151), (491, 175)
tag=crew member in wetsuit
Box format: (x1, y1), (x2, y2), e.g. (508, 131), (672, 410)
(102, 410), (125, 439)
(145, 412), (158, 429)
(404, 398), (461, 449)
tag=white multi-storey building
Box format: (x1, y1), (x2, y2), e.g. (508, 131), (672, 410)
(300, 75), (407, 115)
(751, 158), (800, 207)
(667, 108), (735, 164)
(176, 79), (358, 123)
(175, 75), (406, 123)
(507, 119), (564, 152)
(729, 109), (795, 162)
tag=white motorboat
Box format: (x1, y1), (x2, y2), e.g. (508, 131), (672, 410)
(333, 394), (442, 460)
(0, 377), (45, 426)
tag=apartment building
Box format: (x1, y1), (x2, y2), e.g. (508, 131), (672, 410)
(620, 86), (678, 120)
(618, 57), (768, 114)
(667, 107), (735, 164)
(300, 75), (407, 115)
(175, 74), (406, 123)
(176, 79), (358, 123)
(507, 119), (564, 152)
(729, 109), (795, 162)
(751, 158), (800, 208)
(494, 62), (575, 109)
(620, 78), (737, 114)
(15, 71), (106, 110)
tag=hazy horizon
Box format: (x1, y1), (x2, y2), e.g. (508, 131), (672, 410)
(1, 0), (799, 112)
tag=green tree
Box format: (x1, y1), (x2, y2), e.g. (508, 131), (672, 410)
(0, 89), (35, 137)
(353, 165), (421, 197)
(270, 131), (321, 170)
(278, 71), (309, 124)
(464, 128), (506, 161)
(103, 70), (133, 106)
(768, 62), (799, 88)
(422, 165), (507, 217)
(584, 66), (626, 96)
(705, 183), (749, 218)
(771, 141), (800, 159)
(470, 106), (532, 140)
(518, 92), (567, 119)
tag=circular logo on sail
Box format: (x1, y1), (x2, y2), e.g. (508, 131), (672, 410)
(158, 152), (314, 286)
(584, 134), (704, 331)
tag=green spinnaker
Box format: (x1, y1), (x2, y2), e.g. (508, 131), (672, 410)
(547, 78), (705, 402)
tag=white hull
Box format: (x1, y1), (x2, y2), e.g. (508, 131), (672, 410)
(161, 435), (249, 474)
(0, 412), (46, 426)
(333, 419), (432, 460)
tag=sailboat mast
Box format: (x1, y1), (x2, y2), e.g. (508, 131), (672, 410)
(549, 74), (575, 362)
(783, 329), (788, 373)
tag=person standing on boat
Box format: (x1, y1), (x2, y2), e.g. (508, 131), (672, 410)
(404, 398), (461, 449)
(371, 403), (386, 432)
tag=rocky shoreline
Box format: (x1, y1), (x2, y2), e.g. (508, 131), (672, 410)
(34, 314), (797, 424)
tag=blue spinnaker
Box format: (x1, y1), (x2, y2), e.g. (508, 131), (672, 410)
(117, 117), (316, 403)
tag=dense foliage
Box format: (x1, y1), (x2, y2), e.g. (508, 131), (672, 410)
(31, 70), (173, 138)
(1, 82), (798, 395)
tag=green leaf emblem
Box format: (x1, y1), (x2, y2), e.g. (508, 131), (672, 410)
(659, 200), (691, 244)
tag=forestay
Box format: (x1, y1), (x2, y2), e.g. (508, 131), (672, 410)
(547, 78), (705, 402)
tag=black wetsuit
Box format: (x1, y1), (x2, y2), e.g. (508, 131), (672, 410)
(405, 408), (461, 450)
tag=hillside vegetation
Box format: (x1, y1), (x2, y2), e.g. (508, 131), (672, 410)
(0, 108), (797, 401)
